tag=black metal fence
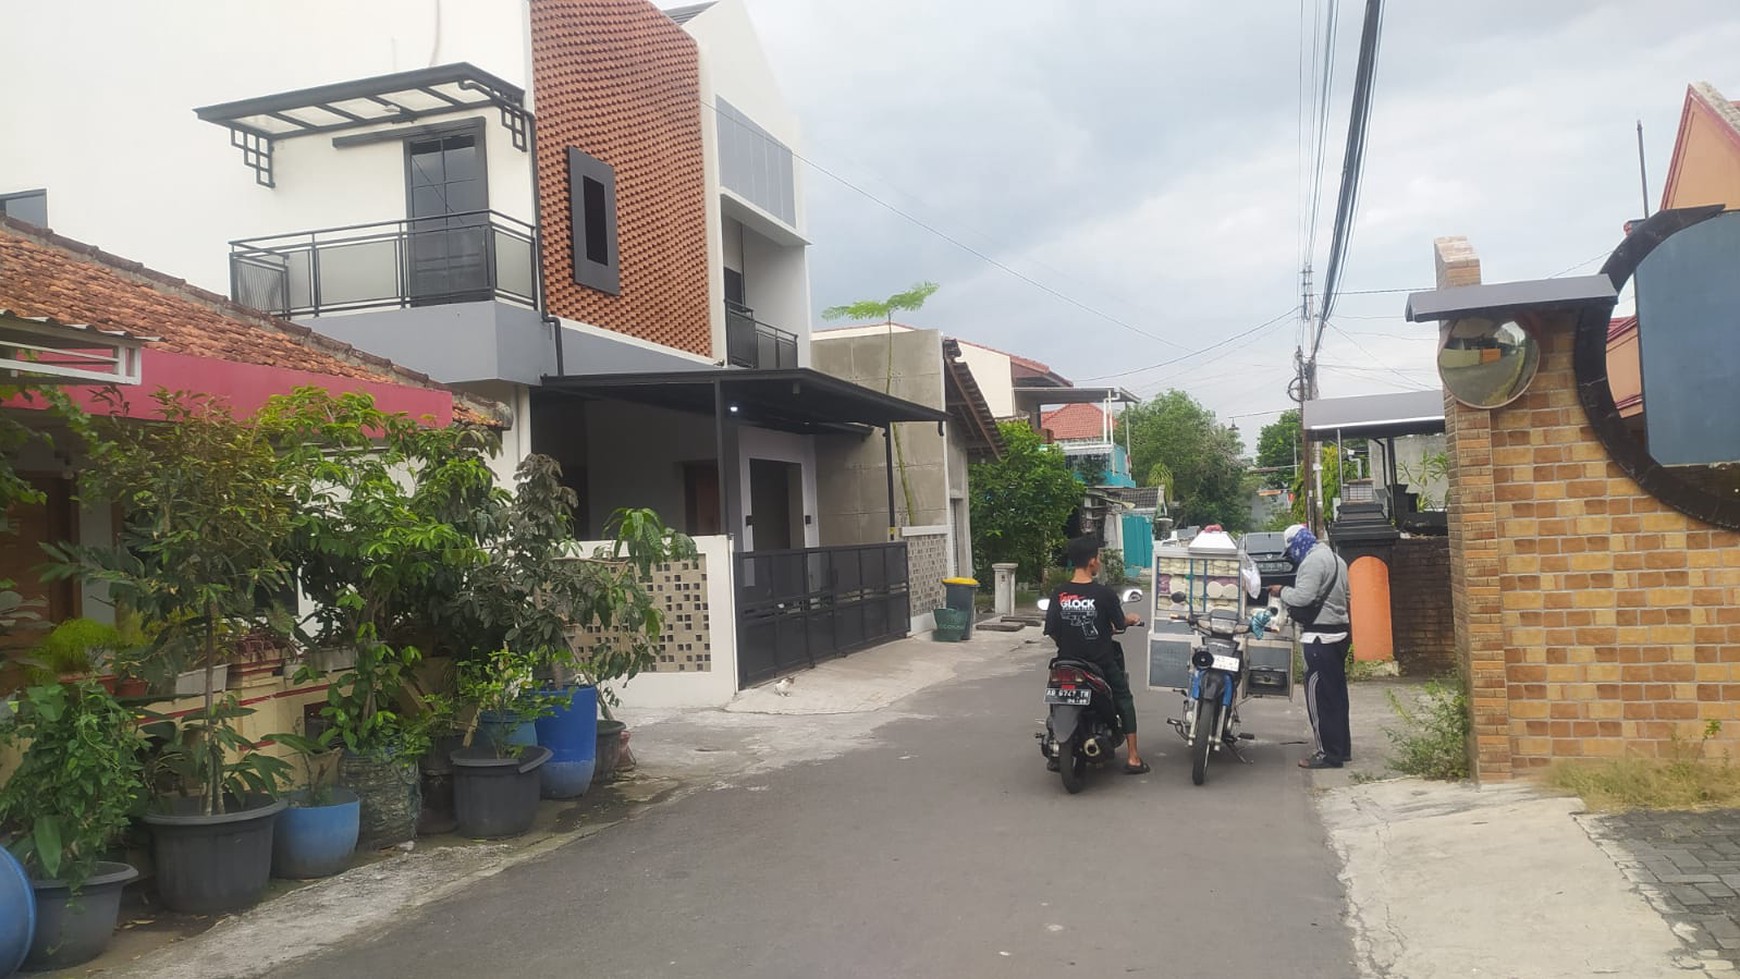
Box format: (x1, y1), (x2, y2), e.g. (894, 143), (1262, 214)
(725, 300), (799, 370)
(229, 210), (537, 318)
(736, 541), (910, 687)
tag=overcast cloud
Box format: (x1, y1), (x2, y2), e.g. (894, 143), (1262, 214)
(743, 0), (1740, 440)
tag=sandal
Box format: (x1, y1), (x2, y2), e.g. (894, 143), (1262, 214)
(1298, 754), (1343, 770)
(1123, 761), (1151, 775)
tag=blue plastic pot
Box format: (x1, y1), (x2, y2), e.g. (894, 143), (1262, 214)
(535, 685), (599, 799)
(0, 845), (33, 978)
(476, 711), (537, 753)
(272, 788), (361, 880)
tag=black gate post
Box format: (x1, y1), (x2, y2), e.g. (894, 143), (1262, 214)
(883, 426), (897, 541)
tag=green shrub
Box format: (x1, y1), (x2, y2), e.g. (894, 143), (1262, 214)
(35, 617), (124, 675)
(1385, 678), (1469, 780)
(1101, 549), (1128, 586)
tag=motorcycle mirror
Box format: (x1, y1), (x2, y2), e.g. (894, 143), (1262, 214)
(1122, 588), (1143, 604)
(1036, 598), (1050, 612)
(1169, 591), (1188, 605)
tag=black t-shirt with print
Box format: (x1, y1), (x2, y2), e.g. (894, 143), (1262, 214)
(1043, 580), (1126, 672)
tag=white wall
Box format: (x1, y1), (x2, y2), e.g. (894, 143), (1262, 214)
(738, 427), (818, 550)
(595, 534), (740, 710)
(954, 342), (1016, 418)
(0, 0), (533, 292)
(455, 380), (534, 488)
(737, 219), (811, 365)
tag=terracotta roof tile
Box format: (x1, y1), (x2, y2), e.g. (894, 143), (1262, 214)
(533, 0), (712, 357)
(0, 218), (504, 426)
(1041, 402), (1109, 441)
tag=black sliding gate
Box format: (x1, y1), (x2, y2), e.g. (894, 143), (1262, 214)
(736, 542), (911, 688)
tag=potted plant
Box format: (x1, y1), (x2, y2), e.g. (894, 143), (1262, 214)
(444, 648), (557, 839)
(0, 680), (146, 970)
(29, 617), (125, 690)
(42, 389), (297, 915)
(261, 389), (503, 850)
(265, 730), (360, 880)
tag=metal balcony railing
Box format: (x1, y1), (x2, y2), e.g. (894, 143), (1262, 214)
(725, 300), (799, 370)
(228, 210), (538, 318)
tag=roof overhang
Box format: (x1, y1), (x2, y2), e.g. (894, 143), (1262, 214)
(1013, 386), (1140, 411)
(942, 338), (1005, 460)
(1404, 275), (1618, 323)
(194, 63), (528, 188)
(0, 310), (148, 386)
(1303, 390), (1446, 440)
(538, 368), (950, 436)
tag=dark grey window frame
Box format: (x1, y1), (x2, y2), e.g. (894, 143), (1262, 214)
(333, 116), (487, 150)
(567, 148), (620, 296)
(0, 189), (48, 228)
(401, 120), (491, 215)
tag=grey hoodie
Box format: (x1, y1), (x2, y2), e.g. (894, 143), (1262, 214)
(1278, 543), (1350, 631)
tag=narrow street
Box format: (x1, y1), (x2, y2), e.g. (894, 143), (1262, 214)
(273, 607), (1357, 978)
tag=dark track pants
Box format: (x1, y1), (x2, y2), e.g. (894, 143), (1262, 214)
(1302, 638), (1351, 763)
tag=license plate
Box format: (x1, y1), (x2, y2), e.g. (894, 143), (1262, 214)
(1045, 688), (1091, 705)
(1210, 654), (1242, 673)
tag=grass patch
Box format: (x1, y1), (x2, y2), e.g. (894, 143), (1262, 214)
(1385, 678), (1469, 781)
(1546, 723), (1739, 811)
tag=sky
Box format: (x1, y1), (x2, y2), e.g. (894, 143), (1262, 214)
(739, 0), (1740, 445)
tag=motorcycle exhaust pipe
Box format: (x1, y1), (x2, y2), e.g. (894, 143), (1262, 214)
(1082, 738), (1103, 759)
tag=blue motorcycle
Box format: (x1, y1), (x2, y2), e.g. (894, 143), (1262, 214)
(1168, 594), (1272, 785)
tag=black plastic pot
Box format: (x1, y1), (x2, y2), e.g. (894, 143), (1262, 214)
(337, 750), (420, 850)
(417, 734), (465, 837)
(595, 719), (627, 783)
(450, 745), (552, 839)
(142, 797), (285, 915)
(24, 862), (137, 971)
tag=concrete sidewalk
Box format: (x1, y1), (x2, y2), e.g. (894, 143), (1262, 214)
(1318, 678), (1699, 978)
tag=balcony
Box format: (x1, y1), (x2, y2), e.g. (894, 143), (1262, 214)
(725, 300), (799, 370)
(229, 211), (537, 318)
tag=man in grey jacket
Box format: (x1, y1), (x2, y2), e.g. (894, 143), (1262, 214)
(1269, 523), (1351, 769)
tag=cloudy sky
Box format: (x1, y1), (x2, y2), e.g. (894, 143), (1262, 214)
(741, 0), (1740, 442)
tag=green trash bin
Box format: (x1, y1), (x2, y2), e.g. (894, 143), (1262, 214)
(943, 577), (979, 639)
(933, 606), (970, 642)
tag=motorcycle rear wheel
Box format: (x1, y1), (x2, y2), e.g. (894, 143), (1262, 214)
(1191, 701), (1219, 786)
(1060, 733), (1087, 794)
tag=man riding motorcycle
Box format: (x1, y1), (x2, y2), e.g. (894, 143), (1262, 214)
(1043, 535), (1147, 774)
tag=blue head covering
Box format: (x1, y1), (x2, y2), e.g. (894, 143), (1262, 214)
(1283, 523), (1317, 566)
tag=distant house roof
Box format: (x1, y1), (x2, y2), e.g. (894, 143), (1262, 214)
(1041, 402), (1109, 442)
(0, 217), (503, 426)
(942, 338), (1004, 460)
(664, 2), (716, 25)
(952, 337), (1074, 388)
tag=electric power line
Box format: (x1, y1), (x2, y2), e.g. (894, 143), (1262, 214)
(1078, 306), (1299, 382)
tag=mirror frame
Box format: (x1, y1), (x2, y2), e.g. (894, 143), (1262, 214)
(1571, 203), (1740, 531)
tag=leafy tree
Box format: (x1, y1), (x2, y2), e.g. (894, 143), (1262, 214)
(1118, 390), (1250, 531)
(1291, 443), (1343, 525)
(821, 282), (940, 527)
(1255, 409), (1302, 489)
(969, 421), (1083, 583)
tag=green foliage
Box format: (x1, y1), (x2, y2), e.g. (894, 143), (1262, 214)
(970, 421), (1083, 584)
(1119, 390), (1250, 532)
(1546, 723), (1740, 811)
(138, 698), (293, 808)
(1255, 409), (1301, 489)
(0, 384), (48, 545)
(1100, 549), (1128, 586)
(444, 648), (569, 758)
(43, 388), (298, 814)
(0, 680), (147, 890)
(820, 282), (940, 324)
(1398, 450), (1453, 510)
(267, 729), (339, 807)
(1291, 443), (1343, 524)
(34, 617), (124, 675)
(1385, 679), (1470, 781)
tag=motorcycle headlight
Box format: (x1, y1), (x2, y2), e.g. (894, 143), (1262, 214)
(1191, 649), (1215, 670)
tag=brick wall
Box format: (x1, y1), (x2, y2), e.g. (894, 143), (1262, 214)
(531, 0), (713, 357)
(1439, 236), (1740, 780)
(1389, 536), (1455, 677)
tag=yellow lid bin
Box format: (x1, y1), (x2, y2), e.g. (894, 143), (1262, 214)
(941, 578), (979, 638)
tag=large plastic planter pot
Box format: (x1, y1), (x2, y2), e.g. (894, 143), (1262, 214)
(24, 862), (137, 971)
(143, 796), (286, 915)
(337, 750), (420, 851)
(535, 685), (599, 799)
(272, 788), (361, 880)
(476, 711), (537, 753)
(450, 745), (552, 839)
(0, 846), (34, 977)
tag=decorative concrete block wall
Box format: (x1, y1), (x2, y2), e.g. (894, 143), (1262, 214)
(905, 529), (950, 616)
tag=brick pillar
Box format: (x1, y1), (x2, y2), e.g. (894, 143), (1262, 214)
(1435, 237), (1512, 782)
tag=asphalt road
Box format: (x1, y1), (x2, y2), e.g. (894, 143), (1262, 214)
(274, 607), (1357, 978)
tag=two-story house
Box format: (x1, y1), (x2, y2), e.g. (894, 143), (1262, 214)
(0, 0), (947, 700)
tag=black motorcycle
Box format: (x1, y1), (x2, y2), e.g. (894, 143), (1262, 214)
(1038, 657), (1124, 794)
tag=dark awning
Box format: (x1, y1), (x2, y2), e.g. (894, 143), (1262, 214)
(194, 63), (528, 187)
(1012, 385), (1140, 411)
(539, 368), (949, 435)
(1405, 275), (1617, 323)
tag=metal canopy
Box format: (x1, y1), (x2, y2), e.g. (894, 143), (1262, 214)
(194, 63), (529, 188)
(0, 310), (148, 386)
(1303, 390), (1445, 439)
(539, 368), (950, 436)
(1012, 385), (1140, 409)
(1405, 275), (1617, 323)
